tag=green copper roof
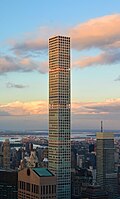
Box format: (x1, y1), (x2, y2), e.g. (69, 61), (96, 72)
(32, 168), (53, 177)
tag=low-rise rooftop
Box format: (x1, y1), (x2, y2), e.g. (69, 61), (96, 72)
(32, 168), (54, 177)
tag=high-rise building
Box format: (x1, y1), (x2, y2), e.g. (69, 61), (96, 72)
(0, 142), (3, 168)
(0, 169), (18, 199)
(49, 36), (71, 199)
(82, 184), (109, 199)
(72, 167), (93, 199)
(3, 139), (10, 169)
(96, 132), (119, 198)
(96, 132), (114, 187)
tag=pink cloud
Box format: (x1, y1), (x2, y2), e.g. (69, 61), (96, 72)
(0, 99), (120, 130)
(0, 101), (48, 116)
(0, 56), (48, 74)
(12, 38), (47, 55)
(0, 99), (120, 117)
(73, 50), (120, 68)
(10, 14), (120, 54)
(72, 98), (120, 115)
(10, 26), (65, 56)
(1, 14), (120, 74)
(70, 14), (120, 50)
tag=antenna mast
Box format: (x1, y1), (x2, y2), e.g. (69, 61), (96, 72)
(101, 121), (103, 132)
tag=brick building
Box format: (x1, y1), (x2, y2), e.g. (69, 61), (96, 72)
(18, 167), (56, 199)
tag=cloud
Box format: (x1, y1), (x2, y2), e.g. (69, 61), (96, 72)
(6, 82), (29, 89)
(10, 26), (64, 56)
(0, 56), (48, 74)
(0, 101), (48, 116)
(10, 14), (120, 54)
(0, 99), (120, 130)
(0, 99), (120, 118)
(72, 98), (120, 117)
(70, 14), (120, 51)
(12, 38), (47, 56)
(1, 14), (120, 75)
(71, 99), (120, 130)
(71, 14), (120, 68)
(73, 50), (120, 68)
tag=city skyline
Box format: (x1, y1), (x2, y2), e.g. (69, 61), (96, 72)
(0, 0), (120, 130)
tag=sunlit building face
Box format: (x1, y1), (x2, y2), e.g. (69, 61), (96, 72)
(49, 36), (71, 199)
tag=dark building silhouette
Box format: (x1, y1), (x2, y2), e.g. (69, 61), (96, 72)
(96, 132), (119, 198)
(71, 146), (77, 169)
(117, 166), (120, 195)
(72, 167), (92, 199)
(96, 132), (114, 186)
(0, 169), (18, 199)
(82, 184), (109, 199)
(89, 144), (95, 153)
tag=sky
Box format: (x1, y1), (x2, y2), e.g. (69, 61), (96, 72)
(0, 0), (120, 131)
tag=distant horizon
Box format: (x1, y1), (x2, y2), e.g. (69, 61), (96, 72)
(0, 128), (120, 133)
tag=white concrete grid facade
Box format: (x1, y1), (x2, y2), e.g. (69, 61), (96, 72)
(49, 36), (71, 199)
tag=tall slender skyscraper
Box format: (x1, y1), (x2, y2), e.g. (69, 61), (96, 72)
(49, 36), (71, 199)
(3, 139), (10, 169)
